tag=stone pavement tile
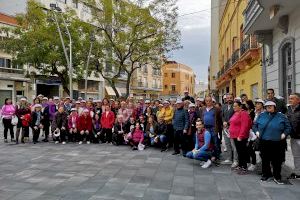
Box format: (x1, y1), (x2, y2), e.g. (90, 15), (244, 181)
(63, 175), (90, 186)
(149, 180), (173, 190)
(153, 171), (174, 182)
(264, 187), (299, 200)
(32, 194), (63, 200)
(171, 184), (194, 196)
(194, 175), (215, 184)
(61, 190), (95, 200)
(94, 182), (127, 198)
(9, 189), (45, 200)
(174, 168), (194, 177)
(236, 180), (271, 200)
(136, 168), (156, 177)
(0, 189), (20, 200)
(168, 194), (194, 200)
(143, 188), (170, 200)
(173, 176), (194, 187)
(129, 175), (152, 185)
(215, 174), (244, 200)
(108, 177), (131, 184)
(120, 183), (148, 198)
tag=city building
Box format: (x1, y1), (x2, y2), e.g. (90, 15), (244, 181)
(161, 61), (196, 98)
(130, 64), (163, 99)
(195, 80), (208, 98)
(208, 0), (221, 100)
(0, 12), (30, 104)
(244, 0), (300, 101)
(216, 0), (262, 100)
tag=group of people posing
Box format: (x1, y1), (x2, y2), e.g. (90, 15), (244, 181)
(0, 90), (300, 185)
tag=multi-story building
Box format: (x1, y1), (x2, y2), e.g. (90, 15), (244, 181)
(161, 61), (195, 98)
(208, 0), (221, 100)
(0, 12), (31, 105)
(243, 0), (300, 101)
(130, 64), (162, 99)
(216, 0), (262, 100)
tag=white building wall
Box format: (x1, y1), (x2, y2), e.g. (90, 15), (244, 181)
(266, 8), (300, 95)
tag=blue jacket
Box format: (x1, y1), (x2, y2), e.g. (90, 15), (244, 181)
(172, 108), (189, 131)
(253, 112), (291, 141)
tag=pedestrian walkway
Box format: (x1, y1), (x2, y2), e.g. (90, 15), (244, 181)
(0, 141), (299, 200)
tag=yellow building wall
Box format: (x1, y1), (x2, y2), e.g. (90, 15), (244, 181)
(217, 0), (262, 98)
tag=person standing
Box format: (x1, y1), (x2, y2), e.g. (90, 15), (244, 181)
(182, 91), (195, 103)
(15, 98), (31, 144)
(265, 88), (287, 114)
(253, 101), (291, 184)
(229, 101), (252, 175)
(100, 105), (115, 144)
(0, 98), (16, 143)
(201, 96), (222, 162)
(287, 93), (300, 179)
(30, 104), (44, 144)
(172, 99), (189, 155)
(159, 100), (174, 148)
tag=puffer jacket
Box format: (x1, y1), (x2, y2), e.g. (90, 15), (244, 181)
(172, 108), (189, 131)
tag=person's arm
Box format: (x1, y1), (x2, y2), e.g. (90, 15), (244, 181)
(282, 114), (292, 138)
(238, 112), (250, 139)
(194, 133), (199, 150)
(184, 110), (189, 130)
(199, 131), (211, 152)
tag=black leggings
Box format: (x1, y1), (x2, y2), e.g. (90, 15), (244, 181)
(234, 139), (248, 169)
(2, 118), (14, 140)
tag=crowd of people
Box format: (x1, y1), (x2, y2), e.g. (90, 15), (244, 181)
(0, 90), (300, 185)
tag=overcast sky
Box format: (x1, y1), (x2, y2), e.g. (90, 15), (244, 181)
(0, 0), (211, 83)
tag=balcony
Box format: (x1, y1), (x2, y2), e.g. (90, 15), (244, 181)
(231, 49), (240, 65)
(240, 35), (258, 56)
(243, 0), (264, 34)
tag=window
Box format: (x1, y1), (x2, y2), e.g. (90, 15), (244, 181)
(171, 85), (176, 91)
(6, 59), (11, 68)
(164, 73), (167, 77)
(0, 58), (5, 67)
(164, 85), (168, 89)
(171, 73), (175, 78)
(251, 83), (258, 99)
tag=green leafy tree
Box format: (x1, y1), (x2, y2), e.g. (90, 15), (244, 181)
(0, 0), (102, 96)
(87, 0), (181, 98)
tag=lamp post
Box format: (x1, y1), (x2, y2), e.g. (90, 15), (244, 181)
(85, 32), (95, 99)
(50, 3), (73, 99)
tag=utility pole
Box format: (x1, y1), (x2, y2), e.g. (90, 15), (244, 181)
(85, 33), (95, 99)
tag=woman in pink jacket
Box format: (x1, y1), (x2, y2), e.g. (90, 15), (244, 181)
(0, 98), (16, 143)
(128, 122), (144, 150)
(68, 108), (79, 142)
(229, 101), (252, 175)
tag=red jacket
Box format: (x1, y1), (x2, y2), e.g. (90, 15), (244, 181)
(101, 111), (115, 129)
(68, 114), (79, 129)
(229, 110), (252, 139)
(77, 115), (93, 132)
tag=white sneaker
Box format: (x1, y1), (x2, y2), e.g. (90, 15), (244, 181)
(62, 141), (66, 145)
(247, 164), (256, 171)
(231, 161), (238, 168)
(221, 159), (232, 165)
(199, 161), (205, 166)
(79, 141), (83, 145)
(87, 141), (90, 144)
(55, 141), (59, 144)
(201, 160), (212, 169)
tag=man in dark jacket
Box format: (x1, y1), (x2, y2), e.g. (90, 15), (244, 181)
(287, 93), (300, 179)
(51, 106), (68, 144)
(172, 99), (189, 155)
(265, 88), (287, 114)
(182, 91), (195, 103)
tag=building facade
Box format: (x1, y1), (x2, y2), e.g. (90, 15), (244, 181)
(244, 0), (300, 101)
(216, 0), (262, 100)
(162, 61), (195, 98)
(0, 12), (31, 105)
(130, 64), (163, 99)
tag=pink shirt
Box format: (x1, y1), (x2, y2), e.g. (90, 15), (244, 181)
(0, 104), (16, 119)
(229, 110), (251, 139)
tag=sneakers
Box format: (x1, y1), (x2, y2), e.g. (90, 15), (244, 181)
(231, 161), (238, 168)
(201, 159), (212, 169)
(274, 178), (284, 185)
(261, 176), (272, 182)
(62, 141), (66, 145)
(289, 173), (300, 179)
(87, 141), (90, 144)
(132, 146), (138, 150)
(247, 164), (256, 171)
(55, 141), (59, 144)
(79, 141), (83, 145)
(4, 139), (8, 143)
(221, 159), (232, 165)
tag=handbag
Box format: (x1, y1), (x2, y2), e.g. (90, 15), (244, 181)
(11, 116), (18, 126)
(253, 114), (275, 151)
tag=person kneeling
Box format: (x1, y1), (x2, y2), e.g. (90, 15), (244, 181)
(186, 120), (213, 168)
(128, 122), (144, 150)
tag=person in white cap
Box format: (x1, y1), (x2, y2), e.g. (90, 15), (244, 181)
(30, 104), (44, 144)
(64, 97), (72, 115)
(0, 98), (16, 143)
(172, 99), (189, 155)
(254, 99), (265, 122)
(253, 101), (292, 184)
(186, 103), (200, 152)
(68, 108), (79, 142)
(51, 106), (68, 144)
(77, 109), (93, 144)
(265, 88), (287, 114)
(158, 100), (174, 149)
(94, 100), (102, 116)
(15, 97), (31, 144)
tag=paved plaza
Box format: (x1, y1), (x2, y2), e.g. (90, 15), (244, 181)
(0, 140), (299, 200)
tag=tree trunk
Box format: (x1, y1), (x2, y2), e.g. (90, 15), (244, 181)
(125, 73), (132, 99)
(110, 82), (120, 98)
(61, 76), (70, 96)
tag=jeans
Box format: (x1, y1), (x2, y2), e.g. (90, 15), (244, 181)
(291, 138), (300, 174)
(2, 118), (14, 140)
(207, 128), (221, 159)
(186, 150), (211, 161)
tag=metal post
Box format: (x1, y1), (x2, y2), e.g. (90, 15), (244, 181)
(85, 42), (93, 99)
(59, 13), (73, 99)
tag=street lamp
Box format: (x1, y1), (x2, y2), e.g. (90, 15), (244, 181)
(85, 32), (96, 98)
(50, 3), (73, 99)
